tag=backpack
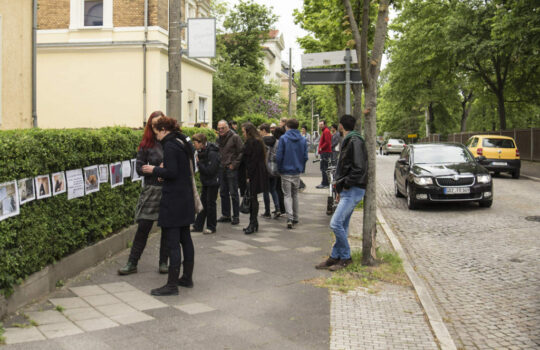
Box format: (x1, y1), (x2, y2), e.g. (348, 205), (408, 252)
(266, 139), (279, 177)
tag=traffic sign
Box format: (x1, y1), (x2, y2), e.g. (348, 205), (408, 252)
(300, 68), (362, 85)
(408, 134), (418, 138)
(301, 50), (358, 68)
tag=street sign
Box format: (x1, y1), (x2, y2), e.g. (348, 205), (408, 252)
(408, 134), (418, 138)
(187, 18), (216, 58)
(301, 50), (358, 68)
(300, 68), (362, 85)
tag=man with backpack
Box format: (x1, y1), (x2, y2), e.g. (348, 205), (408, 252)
(275, 119), (308, 229)
(258, 123), (281, 218)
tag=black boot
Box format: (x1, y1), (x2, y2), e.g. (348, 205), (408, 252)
(118, 260), (137, 275)
(178, 261), (194, 288)
(151, 266), (179, 296)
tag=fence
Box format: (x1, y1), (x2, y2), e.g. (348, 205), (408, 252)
(417, 128), (540, 161)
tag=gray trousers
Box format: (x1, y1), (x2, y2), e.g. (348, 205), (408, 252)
(281, 174), (300, 221)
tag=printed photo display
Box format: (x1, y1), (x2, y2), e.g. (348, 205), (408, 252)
(17, 178), (36, 205)
(35, 175), (51, 199)
(122, 160), (131, 178)
(131, 159), (142, 181)
(84, 165), (100, 194)
(98, 164), (109, 183)
(110, 162), (124, 188)
(66, 169), (85, 200)
(52, 172), (67, 196)
(0, 181), (20, 222)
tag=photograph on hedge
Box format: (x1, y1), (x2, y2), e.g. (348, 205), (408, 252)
(122, 160), (131, 178)
(17, 178), (35, 205)
(84, 165), (100, 194)
(35, 175), (51, 199)
(98, 164), (109, 183)
(52, 172), (67, 196)
(130, 159), (142, 182)
(0, 181), (20, 221)
(66, 169), (85, 200)
(110, 162), (123, 188)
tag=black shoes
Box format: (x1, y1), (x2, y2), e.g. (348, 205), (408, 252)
(150, 284), (179, 296)
(217, 216), (231, 223)
(272, 211), (281, 219)
(118, 261), (137, 275)
(261, 212), (272, 219)
(158, 263), (168, 274)
(231, 217), (240, 225)
(191, 226), (203, 233)
(315, 257), (340, 270)
(316, 184), (329, 189)
(178, 261), (194, 288)
(243, 223), (258, 234)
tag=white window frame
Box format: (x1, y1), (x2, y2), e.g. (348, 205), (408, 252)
(70, 0), (113, 30)
(198, 96), (208, 123)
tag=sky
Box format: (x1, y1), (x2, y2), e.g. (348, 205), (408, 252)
(226, 0), (308, 70)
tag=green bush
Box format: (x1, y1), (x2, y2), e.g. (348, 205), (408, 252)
(233, 113), (279, 128)
(0, 126), (213, 295)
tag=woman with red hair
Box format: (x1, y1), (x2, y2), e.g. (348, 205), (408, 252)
(118, 111), (168, 276)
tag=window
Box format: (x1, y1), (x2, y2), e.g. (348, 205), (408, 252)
(471, 138), (478, 147)
(198, 97), (207, 123)
(84, 0), (103, 26)
(482, 138), (515, 148)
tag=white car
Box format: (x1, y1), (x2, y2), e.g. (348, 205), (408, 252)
(382, 139), (407, 155)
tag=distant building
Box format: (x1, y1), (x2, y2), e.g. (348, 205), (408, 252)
(37, 0), (214, 129)
(0, 0), (34, 130)
(262, 30), (296, 114)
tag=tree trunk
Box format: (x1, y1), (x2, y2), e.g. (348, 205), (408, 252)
(168, 0), (182, 122)
(352, 84), (362, 132)
(428, 102), (436, 134)
(334, 86), (345, 120)
(460, 91), (474, 132)
(496, 90), (506, 130)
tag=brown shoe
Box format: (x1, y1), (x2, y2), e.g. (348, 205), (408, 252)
(315, 257), (340, 270)
(328, 258), (353, 271)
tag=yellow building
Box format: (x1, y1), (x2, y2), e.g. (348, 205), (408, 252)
(37, 0), (214, 129)
(0, 0), (34, 130)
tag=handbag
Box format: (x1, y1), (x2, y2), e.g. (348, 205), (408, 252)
(240, 187), (251, 214)
(177, 138), (203, 214)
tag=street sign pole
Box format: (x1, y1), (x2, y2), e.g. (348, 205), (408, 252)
(345, 48), (352, 115)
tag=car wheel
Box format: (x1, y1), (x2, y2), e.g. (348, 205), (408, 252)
(394, 178), (403, 198)
(512, 169), (520, 179)
(479, 199), (493, 208)
(406, 183), (417, 210)
(494, 171), (500, 177)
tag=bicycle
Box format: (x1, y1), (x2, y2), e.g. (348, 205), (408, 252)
(313, 158), (338, 215)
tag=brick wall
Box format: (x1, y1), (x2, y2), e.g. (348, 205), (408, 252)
(114, 0), (144, 27)
(38, 0), (70, 29)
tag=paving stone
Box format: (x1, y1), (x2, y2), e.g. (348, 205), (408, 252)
(38, 321), (84, 339)
(99, 282), (137, 294)
(62, 307), (105, 321)
(251, 237), (277, 243)
(109, 311), (154, 325)
(224, 250), (253, 256)
(262, 245), (289, 252)
(174, 302), (216, 315)
(227, 268), (260, 275)
(70, 285), (108, 297)
(96, 303), (139, 318)
(74, 317), (119, 332)
(113, 291), (168, 311)
(49, 297), (90, 310)
(3, 326), (46, 344)
(82, 293), (122, 307)
(27, 310), (69, 325)
(217, 240), (257, 249)
(295, 246), (322, 253)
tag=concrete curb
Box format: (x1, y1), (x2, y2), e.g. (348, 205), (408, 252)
(521, 174), (540, 182)
(0, 224), (138, 320)
(376, 208), (457, 350)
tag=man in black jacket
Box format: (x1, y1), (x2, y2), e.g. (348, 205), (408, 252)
(316, 114), (367, 271)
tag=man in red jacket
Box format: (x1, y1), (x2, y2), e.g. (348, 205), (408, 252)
(316, 120), (333, 189)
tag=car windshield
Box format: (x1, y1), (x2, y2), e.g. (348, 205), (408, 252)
(388, 139), (404, 144)
(482, 138), (515, 148)
(414, 146), (473, 164)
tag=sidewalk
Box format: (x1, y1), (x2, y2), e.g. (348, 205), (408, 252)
(2, 157), (441, 349)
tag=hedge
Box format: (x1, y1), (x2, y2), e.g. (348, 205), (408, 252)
(0, 126), (215, 295)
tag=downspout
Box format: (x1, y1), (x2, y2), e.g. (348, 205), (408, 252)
(32, 0), (38, 127)
(143, 0), (148, 126)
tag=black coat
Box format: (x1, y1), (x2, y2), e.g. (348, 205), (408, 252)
(197, 143), (220, 186)
(153, 132), (195, 228)
(335, 133), (368, 193)
(243, 138), (268, 194)
(136, 143), (163, 187)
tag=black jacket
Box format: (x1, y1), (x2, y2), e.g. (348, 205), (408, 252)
(197, 143), (220, 186)
(243, 138), (268, 194)
(153, 132), (195, 227)
(335, 133), (368, 193)
(217, 130), (244, 170)
(136, 143), (164, 187)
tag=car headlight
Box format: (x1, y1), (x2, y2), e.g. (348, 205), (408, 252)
(413, 177), (433, 186)
(477, 174), (491, 184)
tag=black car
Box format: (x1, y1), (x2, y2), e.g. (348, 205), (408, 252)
(394, 143), (493, 209)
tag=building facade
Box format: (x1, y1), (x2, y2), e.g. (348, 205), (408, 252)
(37, 0), (214, 129)
(0, 0), (34, 130)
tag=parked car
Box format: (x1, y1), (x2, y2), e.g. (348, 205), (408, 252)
(394, 143), (493, 209)
(465, 134), (521, 178)
(382, 138), (406, 155)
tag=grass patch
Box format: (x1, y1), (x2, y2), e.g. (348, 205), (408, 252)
(55, 280), (65, 288)
(354, 199), (364, 210)
(0, 322), (5, 344)
(310, 249), (409, 293)
(55, 305), (65, 313)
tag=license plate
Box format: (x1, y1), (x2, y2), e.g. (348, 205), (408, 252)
(444, 187), (470, 194)
(492, 161), (507, 166)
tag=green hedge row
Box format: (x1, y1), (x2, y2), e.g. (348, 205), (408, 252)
(0, 126), (216, 295)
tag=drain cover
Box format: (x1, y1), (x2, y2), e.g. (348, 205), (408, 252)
(525, 216), (540, 222)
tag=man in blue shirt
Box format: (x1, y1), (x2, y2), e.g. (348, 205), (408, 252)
(276, 119), (308, 229)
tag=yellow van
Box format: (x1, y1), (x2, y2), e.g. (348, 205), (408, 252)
(466, 135), (521, 178)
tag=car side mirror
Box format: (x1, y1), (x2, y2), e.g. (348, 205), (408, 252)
(398, 158), (408, 165)
(476, 156), (486, 162)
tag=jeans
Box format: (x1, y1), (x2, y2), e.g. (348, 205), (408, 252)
(129, 219), (167, 265)
(194, 185), (219, 231)
(162, 226), (194, 269)
(320, 152), (332, 186)
(281, 174), (300, 221)
(219, 168), (240, 218)
(330, 186), (365, 260)
(276, 176), (286, 214)
(263, 176), (280, 214)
